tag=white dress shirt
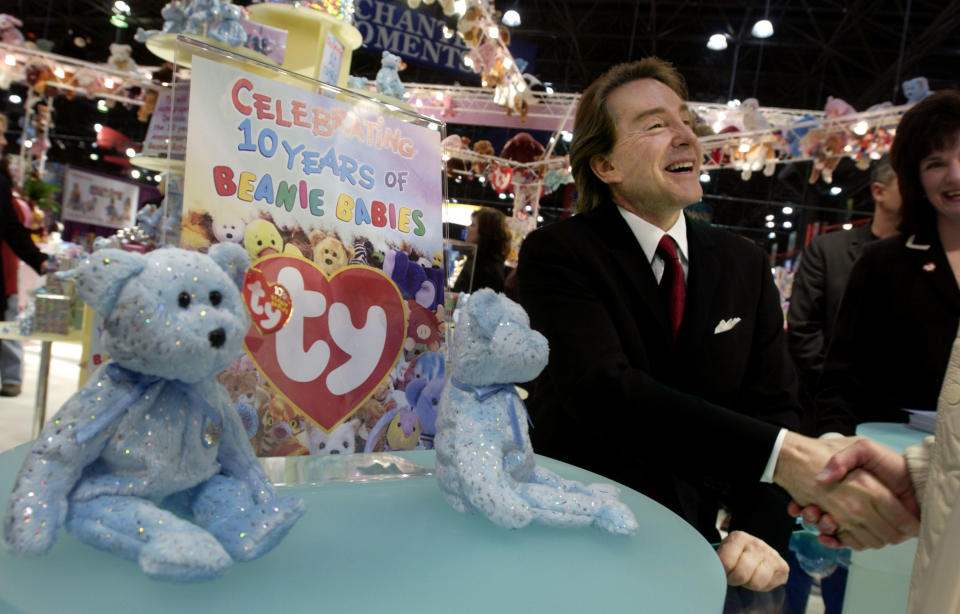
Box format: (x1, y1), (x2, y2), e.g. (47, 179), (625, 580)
(616, 205), (785, 483)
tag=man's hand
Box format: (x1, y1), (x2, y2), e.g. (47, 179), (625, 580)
(716, 531), (789, 592)
(774, 433), (920, 550)
(786, 438), (920, 548)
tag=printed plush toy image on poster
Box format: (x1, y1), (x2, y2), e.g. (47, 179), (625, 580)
(182, 54), (443, 457)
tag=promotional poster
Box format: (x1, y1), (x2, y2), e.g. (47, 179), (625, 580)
(61, 167), (140, 229)
(182, 54), (444, 457)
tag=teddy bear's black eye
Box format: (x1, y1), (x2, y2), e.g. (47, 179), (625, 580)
(209, 290), (222, 306)
(342, 440), (349, 448)
(257, 240), (263, 246)
(178, 292), (190, 308)
(318, 442), (326, 450)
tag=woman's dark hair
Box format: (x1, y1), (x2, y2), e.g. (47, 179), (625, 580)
(473, 207), (511, 262)
(890, 90), (960, 236)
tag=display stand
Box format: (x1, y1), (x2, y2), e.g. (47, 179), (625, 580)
(0, 445), (726, 613)
(0, 305), (93, 438)
(246, 3), (362, 87)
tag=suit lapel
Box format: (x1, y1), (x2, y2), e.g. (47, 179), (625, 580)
(846, 223), (873, 264)
(908, 230), (960, 312)
(587, 203), (671, 335)
(676, 216), (721, 352)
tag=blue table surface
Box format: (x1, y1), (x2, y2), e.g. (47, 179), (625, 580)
(856, 422), (929, 454)
(0, 444), (725, 613)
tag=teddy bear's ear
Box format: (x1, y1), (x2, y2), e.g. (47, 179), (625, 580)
(72, 248), (146, 316)
(208, 242), (250, 291)
(464, 288), (501, 337)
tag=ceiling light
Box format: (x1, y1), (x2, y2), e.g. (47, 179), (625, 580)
(830, 186), (842, 195)
(463, 55), (474, 68)
(498, 192), (507, 199)
(54, 67), (65, 79)
(154, 174), (162, 182)
(89, 153), (99, 161)
(768, 231), (776, 239)
(478, 176), (486, 183)
(765, 221), (775, 228)
(537, 215), (544, 222)
(699, 172), (711, 183)
(842, 223), (853, 230)
(8, 94), (21, 104)
(751, 19), (774, 38)
(488, 25), (500, 38)
(126, 147), (137, 157)
(94, 123), (103, 132)
(4, 54), (15, 67)
(24, 139), (33, 149)
(783, 220), (793, 229)
(131, 169), (141, 179)
(110, 14), (128, 28)
(453, 0), (466, 15)
(782, 206), (793, 215)
(442, 25), (454, 39)
(502, 9), (521, 27)
(765, 214), (775, 221)
(852, 120), (869, 136)
(545, 85), (554, 95)
(97, 100), (109, 112)
(113, 1), (131, 14)
(707, 34), (728, 51)
(561, 131), (573, 143)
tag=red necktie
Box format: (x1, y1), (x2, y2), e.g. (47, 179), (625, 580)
(657, 235), (685, 342)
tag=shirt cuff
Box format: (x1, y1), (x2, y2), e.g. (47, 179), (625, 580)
(760, 428), (788, 483)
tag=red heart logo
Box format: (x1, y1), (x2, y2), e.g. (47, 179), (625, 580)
(244, 256), (407, 432)
(491, 164), (514, 193)
(243, 268), (293, 335)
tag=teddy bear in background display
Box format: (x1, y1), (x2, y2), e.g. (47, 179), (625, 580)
(807, 96), (857, 184)
(107, 43), (138, 73)
(0, 13), (24, 46)
(309, 229), (352, 277)
(902, 76), (933, 105)
(376, 51), (407, 100)
(471, 139), (495, 176)
(735, 98), (778, 181)
(2, 244), (305, 581)
(434, 289), (638, 534)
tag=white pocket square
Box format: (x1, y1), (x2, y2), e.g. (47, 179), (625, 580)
(714, 317), (742, 334)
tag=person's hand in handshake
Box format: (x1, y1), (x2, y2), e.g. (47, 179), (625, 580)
(774, 433), (920, 550)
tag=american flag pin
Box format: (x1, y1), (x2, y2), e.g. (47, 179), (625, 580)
(923, 262), (936, 272)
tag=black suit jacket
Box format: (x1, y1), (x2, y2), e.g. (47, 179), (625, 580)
(817, 229), (960, 434)
(787, 223), (876, 420)
(518, 202), (801, 546)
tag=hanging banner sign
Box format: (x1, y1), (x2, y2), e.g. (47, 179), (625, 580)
(354, 0), (474, 77)
(182, 53), (444, 457)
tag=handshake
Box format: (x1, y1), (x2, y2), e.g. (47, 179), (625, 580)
(774, 433), (922, 550)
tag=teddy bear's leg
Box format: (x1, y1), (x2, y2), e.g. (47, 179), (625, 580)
(66, 495), (232, 581)
(434, 463), (470, 513)
(513, 474), (639, 536)
(190, 474), (305, 562)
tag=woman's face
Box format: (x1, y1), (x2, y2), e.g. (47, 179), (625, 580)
(922, 132), (960, 223)
(465, 215), (479, 244)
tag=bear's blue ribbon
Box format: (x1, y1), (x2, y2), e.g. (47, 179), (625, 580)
(449, 378), (532, 446)
(75, 363), (223, 446)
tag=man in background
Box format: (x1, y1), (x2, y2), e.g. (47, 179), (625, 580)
(787, 157), (901, 425)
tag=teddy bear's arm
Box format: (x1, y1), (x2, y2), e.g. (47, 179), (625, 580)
(3, 374), (120, 555)
(213, 383), (276, 502)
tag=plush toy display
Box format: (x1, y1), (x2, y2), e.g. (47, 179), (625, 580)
(375, 51), (406, 100)
(2, 244), (305, 581)
(107, 43), (138, 73)
(0, 13), (24, 46)
(902, 76), (933, 105)
(434, 289), (638, 534)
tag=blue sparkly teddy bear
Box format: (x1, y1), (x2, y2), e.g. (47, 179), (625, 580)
(2, 244), (304, 581)
(435, 289), (638, 535)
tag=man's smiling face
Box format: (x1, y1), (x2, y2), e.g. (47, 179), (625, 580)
(594, 78), (703, 221)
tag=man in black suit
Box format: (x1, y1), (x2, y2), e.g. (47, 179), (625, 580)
(788, 157), (901, 423)
(517, 58), (919, 584)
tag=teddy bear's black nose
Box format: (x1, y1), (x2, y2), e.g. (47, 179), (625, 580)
(208, 328), (226, 348)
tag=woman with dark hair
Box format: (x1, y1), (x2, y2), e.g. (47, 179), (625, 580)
(452, 206), (511, 293)
(816, 90), (960, 435)
(795, 90), (960, 613)
(0, 113), (49, 397)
